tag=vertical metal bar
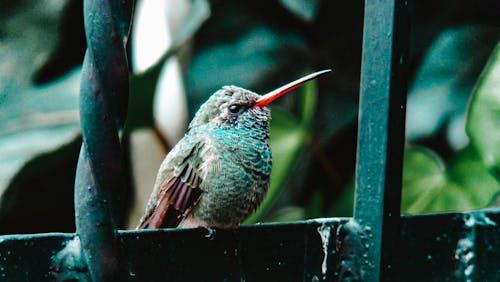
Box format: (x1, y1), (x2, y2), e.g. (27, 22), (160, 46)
(354, 0), (409, 281)
(75, 0), (133, 281)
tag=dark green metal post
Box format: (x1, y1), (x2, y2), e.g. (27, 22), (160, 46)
(75, 0), (133, 281)
(354, 0), (409, 280)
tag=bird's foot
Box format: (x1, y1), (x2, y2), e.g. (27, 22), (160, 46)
(204, 227), (216, 240)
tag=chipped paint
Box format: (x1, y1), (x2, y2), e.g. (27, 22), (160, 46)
(453, 211), (498, 282)
(317, 223), (332, 278)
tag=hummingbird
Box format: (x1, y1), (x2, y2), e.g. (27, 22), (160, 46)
(137, 69), (331, 229)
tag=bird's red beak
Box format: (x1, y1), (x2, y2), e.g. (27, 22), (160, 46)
(254, 69), (332, 107)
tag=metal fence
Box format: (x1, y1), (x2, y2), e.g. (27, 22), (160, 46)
(0, 0), (499, 281)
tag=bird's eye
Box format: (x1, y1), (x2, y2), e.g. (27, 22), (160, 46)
(228, 104), (242, 114)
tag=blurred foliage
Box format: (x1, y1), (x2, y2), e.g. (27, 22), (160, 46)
(467, 42), (500, 180)
(333, 42), (500, 217)
(403, 41), (500, 214)
(278, 0), (320, 22)
(1, 0), (500, 233)
(401, 146), (500, 214)
(406, 26), (499, 149)
(0, 0), (82, 234)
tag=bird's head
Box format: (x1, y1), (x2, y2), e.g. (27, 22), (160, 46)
(188, 69), (332, 130)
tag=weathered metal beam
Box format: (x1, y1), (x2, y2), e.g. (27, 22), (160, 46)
(0, 211), (499, 281)
(353, 0), (410, 280)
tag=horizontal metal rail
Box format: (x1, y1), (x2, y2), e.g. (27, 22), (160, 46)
(1, 211), (499, 281)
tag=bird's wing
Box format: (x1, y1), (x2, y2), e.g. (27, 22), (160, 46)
(137, 140), (207, 229)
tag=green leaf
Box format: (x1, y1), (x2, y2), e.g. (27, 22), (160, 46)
(330, 145), (500, 217)
(278, 0), (320, 22)
(0, 71), (81, 184)
(266, 206), (306, 223)
(401, 146), (500, 214)
(131, 0), (210, 73)
(299, 79), (318, 128)
(406, 26), (499, 148)
(401, 147), (446, 213)
(328, 179), (354, 217)
(305, 191), (324, 219)
(467, 41), (500, 180)
(0, 69), (81, 230)
(0, 1), (83, 231)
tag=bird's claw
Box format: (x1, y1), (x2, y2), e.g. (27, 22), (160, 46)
(204, 227), (216, 240)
